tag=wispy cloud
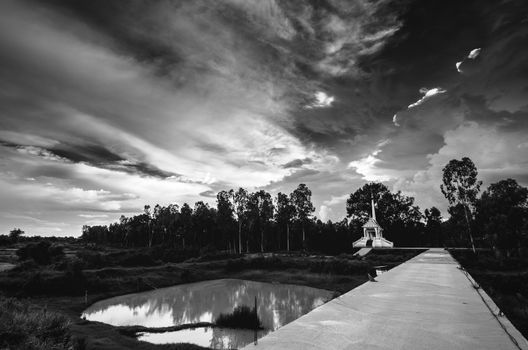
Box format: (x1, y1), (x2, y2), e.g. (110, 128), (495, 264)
(348, 149), (393, 182)
(407, 88), (447, 109)
(456, 47), (482, 73)
(79, 214), (109, 218)
(392, 114), (400, 127)
(306, 92), (335, 109)
(468, 48), (481, 59)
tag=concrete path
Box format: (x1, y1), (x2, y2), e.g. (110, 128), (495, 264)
(244, 248), (528, 350)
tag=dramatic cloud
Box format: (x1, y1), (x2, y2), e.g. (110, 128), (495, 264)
(456, 47), (482, 73)
(306, 92), (335, 109)
(468, 48), (481, 59)
(392, 114), (400, 127)
(407, 88), (447, 109)
(0, 0), (527, 234)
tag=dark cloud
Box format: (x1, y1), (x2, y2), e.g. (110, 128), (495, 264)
(0, 140), (177, 179)
(50, 143), (123, 164)
(199, 190), (217, 198)
(266, 168), (321, 188)
(41, 0), (409, 131)
(282, 158), (313, 169)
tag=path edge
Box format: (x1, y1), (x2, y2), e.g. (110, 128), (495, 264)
(449, 250), (528, 350)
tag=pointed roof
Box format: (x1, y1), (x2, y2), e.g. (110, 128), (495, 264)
(363, 217), (381, 228)
(363, 195), (382, 229)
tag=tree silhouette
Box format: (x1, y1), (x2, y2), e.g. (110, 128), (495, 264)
(275, 192), (295, 251)
(9, 228), (25, 242)
(441, 157), (482, 253)
(180, 203), (193, 249)
(476, 179), (528, 257)
(231, 188), (249, 254)
(425, 207), (442, 247)
(346, 183), (422, 245)
(290, 184), (315, 249)
(217, 190), (235, 251)
(248, 190), (274, 252)
(346, 183), (421, 227)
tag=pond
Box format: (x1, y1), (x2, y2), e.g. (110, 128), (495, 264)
(137, 327), (266, 348)
(82, 279), (333, 349)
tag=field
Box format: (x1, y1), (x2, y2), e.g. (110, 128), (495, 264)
(0, 243), (425, 350)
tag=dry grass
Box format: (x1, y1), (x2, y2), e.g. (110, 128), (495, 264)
(0, 296), (71, 349)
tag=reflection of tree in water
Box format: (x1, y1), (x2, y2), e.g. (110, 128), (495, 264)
(84, 279), (332, 330)
(209, 327), (267, 350)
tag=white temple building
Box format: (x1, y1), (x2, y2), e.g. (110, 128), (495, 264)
(353, 197), (394, 248)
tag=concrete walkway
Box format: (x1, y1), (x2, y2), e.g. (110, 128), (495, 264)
(244, 248), (528, 350)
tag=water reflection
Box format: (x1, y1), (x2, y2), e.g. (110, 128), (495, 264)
(138, 327), (266, 349)
(83, 279), (333, 332)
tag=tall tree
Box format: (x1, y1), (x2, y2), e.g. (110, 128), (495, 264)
(346, 183), (421, 227)
(179, 203), (193, 249)
(346, 183), (422, 245)
(231, 188), (249, 254)
(346, 183), (389, 223)
(192, 201), (216, 247)
(440, 157), (482, 252)
(248, 190), (274, 252)
(424, 207), (442, 247)
(291, 184), (315, 248)
(159, 204), (180, 247)
(275, 192), (295, 251)
(217, 190), (235, 251)
(144, 205), (154, 247)
(152, 204), (163, 246)
(9, 228), (24, 242)
(476, 179), (528, 257)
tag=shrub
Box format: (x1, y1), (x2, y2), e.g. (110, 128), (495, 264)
(307, 259), (370, 275)
(160, 248), (199, 263)
(16, 242), (65, 265)
(12, 259), (39, 272)
(76, 251), (106, 269)
(194, 251), (242, 262)
(181, 269), (192, 282)
(118, 253), (159, 267)
(199, 244), (218, 257)
(64, 258), (85, 283)
(0, 234), (11, 246)
(224, 256), (289, 272)
(225, 258), (245, 271)
(0, 296), (71, 349)
(215, 305), (261, 329)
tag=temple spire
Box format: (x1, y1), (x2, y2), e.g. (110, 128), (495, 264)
(353, 192), (393, 248)
(371, 195), (376, 221)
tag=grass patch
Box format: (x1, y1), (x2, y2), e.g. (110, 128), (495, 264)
(223, 255), (371, 275)
(0, 296), (71, 350)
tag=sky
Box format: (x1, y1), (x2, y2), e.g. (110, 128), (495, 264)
(0, 0), (527, 236)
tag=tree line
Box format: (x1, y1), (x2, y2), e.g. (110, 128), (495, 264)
(47, 158), (528, 256)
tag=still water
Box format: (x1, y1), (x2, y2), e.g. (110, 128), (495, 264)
(137, 327), (267, 348)
(82, 279), (333, 349)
